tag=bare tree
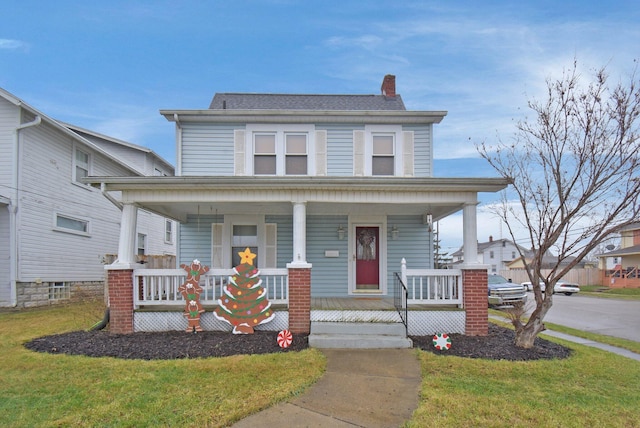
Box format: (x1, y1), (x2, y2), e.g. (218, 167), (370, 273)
(478, 60), (640, 348)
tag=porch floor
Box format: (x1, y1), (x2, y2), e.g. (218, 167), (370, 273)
(311, 297), (459, 311)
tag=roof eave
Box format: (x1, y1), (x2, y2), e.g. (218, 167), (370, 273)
(160, 109), (447, 124)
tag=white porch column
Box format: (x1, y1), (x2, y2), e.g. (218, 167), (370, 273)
(115, 203), (139, 266)
(288, 201), (311, 268)
(462, 203), (479, 266)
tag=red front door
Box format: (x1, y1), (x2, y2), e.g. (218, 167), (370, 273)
(355, 227), (380, 290)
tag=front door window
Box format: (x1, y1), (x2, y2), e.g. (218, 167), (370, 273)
(232, 225), (258, 267)
(355, 227), (380, 290)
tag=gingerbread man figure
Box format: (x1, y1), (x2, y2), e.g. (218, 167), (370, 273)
(178, 259), (209, 333)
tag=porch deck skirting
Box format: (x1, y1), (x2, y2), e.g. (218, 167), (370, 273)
(133, 302), (466, 335)
(111, 266), (482, 335)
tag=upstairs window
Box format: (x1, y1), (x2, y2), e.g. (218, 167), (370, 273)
(254, 134), (277, 175)
(285, 134), (307, 175)
(74, 147), (90, 183)
(246, 125), (314, 176)
(372, 134), (395, 176)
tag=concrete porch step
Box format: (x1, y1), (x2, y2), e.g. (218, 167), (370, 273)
(309, 322), (413, 349)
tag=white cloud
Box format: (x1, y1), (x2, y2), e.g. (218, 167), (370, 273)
(0, 39), (29, 51)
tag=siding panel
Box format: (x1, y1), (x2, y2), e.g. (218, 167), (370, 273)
(181, 123), (237, 176)
(307, 215), (349, 297)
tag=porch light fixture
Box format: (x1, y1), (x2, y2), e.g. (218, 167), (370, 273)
(337, 225), (345, 240)
(391, 225), (399, 240)
(423, 213), (433, 231)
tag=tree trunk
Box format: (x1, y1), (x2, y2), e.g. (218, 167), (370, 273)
(514, 290), (553, 348)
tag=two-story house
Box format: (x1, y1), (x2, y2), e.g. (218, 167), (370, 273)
(452, 236), (526, 273)
(598, 222), (640, 288)
(0, 87), (176, 308)
(91, 76), (509, 339)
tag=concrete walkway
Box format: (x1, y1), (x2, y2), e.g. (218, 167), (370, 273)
(231, 349), (422, 428)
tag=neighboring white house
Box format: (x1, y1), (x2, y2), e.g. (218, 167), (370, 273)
(89, 75), (509, 336)
(0, 87), (175, 308)
(451, 236), (525, 273)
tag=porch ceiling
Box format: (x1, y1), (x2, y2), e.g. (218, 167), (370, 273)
(86, 176), (510, 222)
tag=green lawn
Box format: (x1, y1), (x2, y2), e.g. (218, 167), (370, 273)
(2, 300), (639, 427)
(579, 285), (640, 300)
(0, 301), (325, 427)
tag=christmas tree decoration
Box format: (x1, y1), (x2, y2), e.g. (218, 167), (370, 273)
(432, 333), (452, 350)
(213, 247), (275, 334)
(277, 330), (293, 348)
(178, 259), (209, 333)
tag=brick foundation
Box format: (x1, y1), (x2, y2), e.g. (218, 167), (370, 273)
(288, 267), (311, 334)
(107, 269), (134, 334)
(463, 268), (488, 336)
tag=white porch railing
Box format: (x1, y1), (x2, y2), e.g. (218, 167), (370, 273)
(133, 268), (289, 308)
(400, 258), (463, 306)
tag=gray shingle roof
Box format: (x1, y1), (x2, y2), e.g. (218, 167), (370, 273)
(209, 93), (406, 111)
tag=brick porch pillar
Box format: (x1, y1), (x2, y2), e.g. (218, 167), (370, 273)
(106, 268), (134, 334)
(463, 268), (488, 336)
(288, 267), (311, 334)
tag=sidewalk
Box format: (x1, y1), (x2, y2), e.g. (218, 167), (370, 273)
(488, 315), (640, 362)
(231, 348), (422, 428)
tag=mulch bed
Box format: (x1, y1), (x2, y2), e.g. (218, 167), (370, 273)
(25, 324), (571, 361)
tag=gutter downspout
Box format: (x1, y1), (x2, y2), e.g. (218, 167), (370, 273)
(10, 115), (42, 306)
(174, 113), (182, 176)
(100, 182), (124, 210)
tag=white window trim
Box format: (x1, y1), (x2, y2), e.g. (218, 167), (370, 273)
(213, 215), (274, 268)
(364, 125), (403, 176)
(53, 212), (91, 237)
(164, 219), (173, 244)
(245, 124), (316, 176)
(72, 144), (92, 186)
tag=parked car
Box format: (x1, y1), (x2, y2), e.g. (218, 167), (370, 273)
(488, 274), (528, 307)
(521, 280), (580, 296)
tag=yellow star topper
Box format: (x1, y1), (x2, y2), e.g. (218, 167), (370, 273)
(238, 247), (257, 265)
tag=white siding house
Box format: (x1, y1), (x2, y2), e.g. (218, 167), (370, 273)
(0, 88), (175, 308)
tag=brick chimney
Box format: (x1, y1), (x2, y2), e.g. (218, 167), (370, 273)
(381, 74), (396, 97)
(489, 235), (493, 242)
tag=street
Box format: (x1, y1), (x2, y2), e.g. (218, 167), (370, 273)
(525, 293), (640, 343)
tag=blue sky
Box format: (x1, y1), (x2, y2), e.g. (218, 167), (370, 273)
(2, 1), (638, 252)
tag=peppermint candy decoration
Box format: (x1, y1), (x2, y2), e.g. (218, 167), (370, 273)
(277, 330), (293, 348)
(432, 333), (452, 350)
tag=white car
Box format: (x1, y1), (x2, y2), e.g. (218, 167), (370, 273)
(521, 280), (580, 296)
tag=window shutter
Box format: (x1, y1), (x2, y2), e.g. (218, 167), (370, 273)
(212, 223), (224, 268)
(353, 130), (365, 176)
(403, 131), (414, 176)
(234, 130), (245, 175)
(265, 223), (277, 268)
(315, 130), (327, 176)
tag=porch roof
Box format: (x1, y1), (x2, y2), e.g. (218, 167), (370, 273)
(86, 175), (510, 222)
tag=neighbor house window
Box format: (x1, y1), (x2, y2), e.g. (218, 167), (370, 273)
(137, 233), (146, 256)
(49, 282), (70, 301)
(489, 251), (494, 259)
(254, 134), (277, 175)
(165, 220), (173, 243)
(74, 147), (90, 183)
(232, 225), (258, 266)
(372, 134), (395, 176)
(512, 251), (516, 259)
(55, 214), (89, 235)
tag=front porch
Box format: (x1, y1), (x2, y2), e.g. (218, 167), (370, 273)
(127, 264), (475, 336)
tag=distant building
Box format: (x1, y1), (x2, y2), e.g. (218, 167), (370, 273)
(451, 236), (526, 273)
